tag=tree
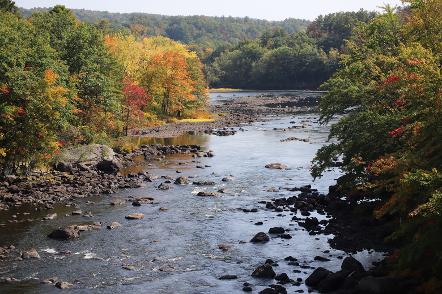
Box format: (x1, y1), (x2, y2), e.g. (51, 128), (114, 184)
(122, 81), (150, 135)
(0, 0), (18, 14)
(312, 1), (442, 281)
(106, 35), (207, 118)
(0, 12), (72, 173)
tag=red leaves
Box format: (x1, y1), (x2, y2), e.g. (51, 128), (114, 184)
(123, 81), (150, 111)
(388, 126), (405, 138)
(383, 74), (401, 85)
(394, 98), (406, 108)
(16, 107), (26, 116)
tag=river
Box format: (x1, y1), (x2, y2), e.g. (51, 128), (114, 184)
(0, 91), (384, 293)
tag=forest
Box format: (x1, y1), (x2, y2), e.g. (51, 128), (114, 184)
(20, 7), (310, 51)
(206, 10), (377, 89)
(0, 3), (207, 174)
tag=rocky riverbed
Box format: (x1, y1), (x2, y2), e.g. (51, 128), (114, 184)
(0, 91), (403, 293)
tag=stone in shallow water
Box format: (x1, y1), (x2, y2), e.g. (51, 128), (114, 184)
(48, 226), (80, 240)
(197, 191), (218, 197)
(250, 232), (270, 243)
(21, 248), (40, 259)
(55, 281), (73, 289)
(219, 275), (238, 280)
(125, 213), (144, 220)
(268, 227), (285, 234)
(251, 264), (276, 279)
(265, 163), (288, 170)
(107, 222), (121, 230)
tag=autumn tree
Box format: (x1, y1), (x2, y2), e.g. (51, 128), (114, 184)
(0, 12), (72, 173)
(312, 1), (442, 282)
(122, 80), (150, 135)
(106, 35), (207, 118)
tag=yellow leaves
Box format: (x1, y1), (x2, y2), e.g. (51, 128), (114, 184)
(44, 69), (58, 85)
(0, 83), (10, 95)
(368, 155), (398, 176)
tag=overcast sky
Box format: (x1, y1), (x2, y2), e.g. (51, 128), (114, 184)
(15, 0), (404, 20)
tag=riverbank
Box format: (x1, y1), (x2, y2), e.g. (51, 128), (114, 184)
(0, 92), (321, 211)
(0, 91), (405, 294)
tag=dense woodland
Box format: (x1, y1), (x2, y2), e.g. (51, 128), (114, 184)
(206, 10), (377, 89)
(0, 3), (207, 173)
(312, 0), (442, 289)
(20, 7), (310, 52)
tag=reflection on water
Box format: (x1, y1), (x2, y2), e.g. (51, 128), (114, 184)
(129, 133), (210, 147)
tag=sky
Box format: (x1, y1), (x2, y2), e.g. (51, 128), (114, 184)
(15, 0), (404, 21)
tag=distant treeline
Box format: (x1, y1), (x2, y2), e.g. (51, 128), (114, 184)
(20, 7), (310, 50)
(206, 10), (377, 90)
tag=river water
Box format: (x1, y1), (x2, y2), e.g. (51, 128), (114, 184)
(0, 91), (383, 293)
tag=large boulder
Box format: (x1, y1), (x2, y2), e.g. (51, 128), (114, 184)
(55, 144), (116, 166)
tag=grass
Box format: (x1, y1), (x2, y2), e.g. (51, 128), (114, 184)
(209, 88), (242, 92)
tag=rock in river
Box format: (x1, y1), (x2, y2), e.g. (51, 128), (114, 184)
(55, 281), (73, 289)
(305, 267), (332, 287)
(265, 163), (288, 170)
(174, 176), (189, 185)
(250, 232), (270, 243)
(107, 222), (122, 230)
(219, 275), (238, 280)
(251, 264), (276, 279)
(48, 226), (80, 240)
(125, 213), (144, 220)
(21, 248), (40, 259)
(197, 191), (218, 197)
(268, 227), (285, 234)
